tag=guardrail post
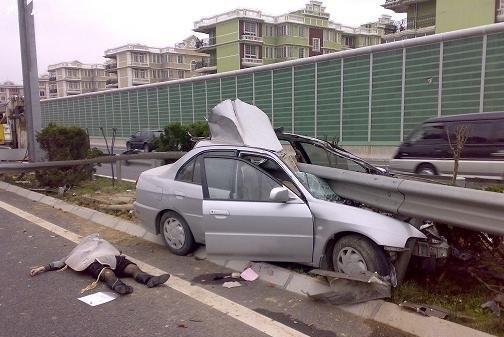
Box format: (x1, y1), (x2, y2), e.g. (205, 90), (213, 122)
(115, 160), (122, 182)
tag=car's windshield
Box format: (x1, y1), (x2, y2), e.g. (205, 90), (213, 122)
(294, 172), (341, 202)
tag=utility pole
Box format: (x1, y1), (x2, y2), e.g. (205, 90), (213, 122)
(18, 0), (42, 162)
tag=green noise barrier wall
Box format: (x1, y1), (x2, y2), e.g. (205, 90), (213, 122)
(41, 24), (504, 146)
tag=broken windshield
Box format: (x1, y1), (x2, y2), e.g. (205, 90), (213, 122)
(294, 172), (341, 202)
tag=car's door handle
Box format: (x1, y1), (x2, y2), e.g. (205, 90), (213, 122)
(209, 209), (229, 217)
(175, 192), (185, 199)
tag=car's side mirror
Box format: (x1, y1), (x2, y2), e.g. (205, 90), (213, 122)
(269, 186), (290, 202)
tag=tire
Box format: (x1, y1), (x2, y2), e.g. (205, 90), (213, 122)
(159, 211), (196, 256)
(332, 234), (390, 276)
(126, 142), (131, 151)
(143, 143), (150, 152)
(415, 163), (437, 176)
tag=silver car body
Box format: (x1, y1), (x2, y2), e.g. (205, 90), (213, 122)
(135, 144), (426, 266)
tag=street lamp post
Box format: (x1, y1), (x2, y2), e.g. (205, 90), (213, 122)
(17, 0), (42, 162)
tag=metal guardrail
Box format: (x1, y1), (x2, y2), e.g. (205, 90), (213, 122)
(0, 152), (186, 176)
(299, 163), (504, 236)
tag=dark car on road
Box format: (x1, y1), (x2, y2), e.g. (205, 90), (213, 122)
(126, 130), (163, 152)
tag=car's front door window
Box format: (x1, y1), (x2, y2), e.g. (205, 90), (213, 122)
(204, 157), (281, 201)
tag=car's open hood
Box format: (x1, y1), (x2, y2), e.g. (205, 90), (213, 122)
(207, 99), (283, 152)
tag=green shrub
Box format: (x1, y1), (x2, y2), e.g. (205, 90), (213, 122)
(155, 122), (209, 152)
(35, 124), (102, 187)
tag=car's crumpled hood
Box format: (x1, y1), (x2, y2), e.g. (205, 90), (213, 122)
(207, 99), (283, 152)
(309, 198), (426, 248)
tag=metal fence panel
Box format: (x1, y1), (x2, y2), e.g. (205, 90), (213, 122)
(294, 63), (315, 136)
(316, 59), (341, 140)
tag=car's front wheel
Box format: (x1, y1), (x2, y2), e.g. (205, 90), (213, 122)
(332, 234), (390, 277)
(160, 211), (196, 256)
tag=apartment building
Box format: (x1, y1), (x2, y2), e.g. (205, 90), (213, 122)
(38, 74), (50, 100)
(104, 36), (210, 89)
(193, 1), (385, 74)
(47, 61), (107, 98)
(382, 0), (504, 42)
(0, 82), (24, 103)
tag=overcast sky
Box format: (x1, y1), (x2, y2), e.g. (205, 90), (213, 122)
(0, 0), (404, 83)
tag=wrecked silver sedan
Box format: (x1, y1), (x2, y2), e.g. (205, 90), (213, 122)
(135, 99), (443, 279)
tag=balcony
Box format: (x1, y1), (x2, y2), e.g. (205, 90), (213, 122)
(106, 78), (118, 85)
(49, 89), (57, 94)
(241, 34), (263, 43)
(196, 37), (216, 49)
(382, 0), (432, 12)
(498, 7), (504, 22)
(384, 15), (436, 41)
(105, 63), (117, 72)
(193, 59), (217, 73)
(132, 77), (150, 85)
(130, 61), (149, 67)
(49, 76), (56, 81)
(241, 57), (263, 67)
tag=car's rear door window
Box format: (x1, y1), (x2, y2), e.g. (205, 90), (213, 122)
(175, 156), (201, 185)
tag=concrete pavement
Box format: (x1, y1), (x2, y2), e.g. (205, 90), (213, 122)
(0, 189), (411, 337)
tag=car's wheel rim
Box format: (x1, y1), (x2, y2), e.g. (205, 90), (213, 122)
(419, 168), (435, 175)
(163, 217), (185, 249)
(336, 247), (368, 275)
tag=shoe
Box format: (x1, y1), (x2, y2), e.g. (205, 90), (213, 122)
(113, 280), (134, 294)
(146, 274), (170, 288)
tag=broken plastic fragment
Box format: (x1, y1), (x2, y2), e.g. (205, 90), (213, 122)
(240, 268), (259, 281)
(222, 281), (242, 289)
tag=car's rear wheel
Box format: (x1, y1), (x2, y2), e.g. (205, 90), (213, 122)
(416, 163), (437, 175)
(332, 235), (390, 277)
(143, 143), (150, 152)
(160, 211), (195, 256)
(126, 142), (131, 151)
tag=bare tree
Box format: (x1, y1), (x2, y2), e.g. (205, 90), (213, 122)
(446, 124), (470, 185)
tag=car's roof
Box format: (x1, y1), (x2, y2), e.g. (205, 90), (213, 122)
(425, 111), (504, 124)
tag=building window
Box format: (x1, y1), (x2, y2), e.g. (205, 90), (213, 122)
(132, 53), (146, 64)
(66, 69), (79, 78)
(299, 48), (305, 58)
(133, 69), (147, 79)
(264, 46), (274, 59)
(312, 38), (320, 52)
(298, 26), (305, 37)
(244, 21), (257, 36)
(67, 82), (80, 90)
(0, 88), (5, 92)
(177, 55), (184, 64)
(343, 36), (355, 48)
(244, 44), (257, 58)
(276, 25), (288, 36)
(0, 96), (5, 101)
(275, 46), (286, 59)
(178, 70), (185, 79)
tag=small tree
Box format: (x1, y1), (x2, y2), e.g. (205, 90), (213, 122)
(446, 124), (470, 185)
(155, 122), (209, 152)
(35, 124), (101, 187)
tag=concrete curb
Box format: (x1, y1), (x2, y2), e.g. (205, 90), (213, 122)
(0, 181), (494, 337)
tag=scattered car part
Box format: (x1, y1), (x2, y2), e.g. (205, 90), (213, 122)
(307, 269), (391, 305)
(399, 301), (449, 319)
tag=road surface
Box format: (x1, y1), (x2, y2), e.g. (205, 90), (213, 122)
(0, 189), (411, 337)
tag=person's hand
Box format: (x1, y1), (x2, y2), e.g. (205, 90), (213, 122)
(29, 266), (45, 277)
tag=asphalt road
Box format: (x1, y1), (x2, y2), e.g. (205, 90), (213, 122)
(0, 190), (412, 337)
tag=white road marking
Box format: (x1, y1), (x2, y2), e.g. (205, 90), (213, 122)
(0, 200), (308, 337)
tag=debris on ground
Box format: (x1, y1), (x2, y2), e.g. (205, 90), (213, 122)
(240, 268), (259, 281)
(78, 291), (118, 306)
(481, 300), (501, 317)
(307, 269), (391, 305)
(399, 301), (449, 319)
(222, 281), (242, 289)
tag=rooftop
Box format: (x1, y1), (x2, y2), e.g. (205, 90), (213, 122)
(104, 43), (210, 57)
(194, 1), (381, 35)
(48, 61), (105, 71)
